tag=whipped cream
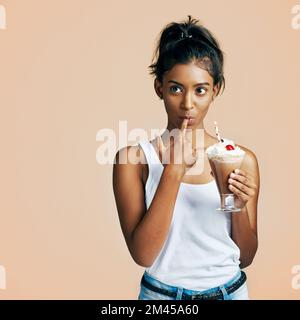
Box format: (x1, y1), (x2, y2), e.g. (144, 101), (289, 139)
(206, 138), (245, 160)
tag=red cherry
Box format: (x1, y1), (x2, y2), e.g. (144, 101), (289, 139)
(225, 144), (235, 151)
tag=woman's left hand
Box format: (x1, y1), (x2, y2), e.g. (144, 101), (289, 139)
(228, 169), (258, 209)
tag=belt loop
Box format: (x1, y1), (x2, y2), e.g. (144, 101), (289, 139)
(219, 285), (228, 300)
(176, 287), (184, 300)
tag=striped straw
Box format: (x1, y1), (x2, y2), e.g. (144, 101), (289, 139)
(214, 121), (222, 143)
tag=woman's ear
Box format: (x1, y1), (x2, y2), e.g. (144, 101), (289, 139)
(212, 84), (219, 101)
(154, 78), (163, 99)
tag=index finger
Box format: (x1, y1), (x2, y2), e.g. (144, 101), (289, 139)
(181, 118), (188, 136)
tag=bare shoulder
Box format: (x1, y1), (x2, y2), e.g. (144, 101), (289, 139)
(113, 144), (145, 165)
(236, 145), (258, 166)
(113, 145), (143, 195)
(236, 144), (260, 186)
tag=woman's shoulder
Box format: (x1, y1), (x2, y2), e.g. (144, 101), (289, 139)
(113, 143), (147, 166)
(113, 143), (149, 190)
(235, 143), (259, 174)
(236, 144), (258, 162)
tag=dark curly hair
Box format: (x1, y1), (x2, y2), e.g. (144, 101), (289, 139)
(148, 15), (225, 96)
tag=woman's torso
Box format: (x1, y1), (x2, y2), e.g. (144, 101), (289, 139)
(137, 136), (241, 291)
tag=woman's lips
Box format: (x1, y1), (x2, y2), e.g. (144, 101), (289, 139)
(179, 116), (196, 126)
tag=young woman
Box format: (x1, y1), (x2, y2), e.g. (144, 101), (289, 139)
(113, 15), (260, 300)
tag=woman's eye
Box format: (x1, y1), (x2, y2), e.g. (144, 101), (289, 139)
(197, 87), (206, 95)
(170, 86), (181, 93)
(169, 86), (207, 95)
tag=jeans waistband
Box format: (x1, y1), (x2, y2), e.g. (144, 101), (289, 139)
(141, 270), (247, 300)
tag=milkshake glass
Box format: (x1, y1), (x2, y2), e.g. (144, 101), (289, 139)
(206, 138), (245, 212)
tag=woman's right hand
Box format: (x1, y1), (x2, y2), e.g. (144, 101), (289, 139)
(156, 119), (198, 179)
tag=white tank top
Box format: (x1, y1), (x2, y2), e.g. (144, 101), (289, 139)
(138, 139), (241, 291)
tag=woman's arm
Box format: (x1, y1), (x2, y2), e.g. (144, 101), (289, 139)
(229, 148), (260, 268)
(113, 120), (193, 268)
(113, 145), (183, 268)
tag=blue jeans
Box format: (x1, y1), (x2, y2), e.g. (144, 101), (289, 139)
(138, 270), (249, 300)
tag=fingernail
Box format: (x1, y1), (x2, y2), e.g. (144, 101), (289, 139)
(230, 173), (235, 178)
(235, 169), (239, 174)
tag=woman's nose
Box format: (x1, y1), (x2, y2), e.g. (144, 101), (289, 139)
(180, 93), (194, 110)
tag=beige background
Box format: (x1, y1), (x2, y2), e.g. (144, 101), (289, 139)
(1, 0), (300, 299)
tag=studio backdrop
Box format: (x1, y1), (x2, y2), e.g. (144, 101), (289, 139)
(1, 0), (300, 299)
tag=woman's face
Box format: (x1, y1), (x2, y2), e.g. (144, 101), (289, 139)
(155, 61), (219, 130)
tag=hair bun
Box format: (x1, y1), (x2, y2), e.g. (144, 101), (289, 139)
(179, 31), (193, 40)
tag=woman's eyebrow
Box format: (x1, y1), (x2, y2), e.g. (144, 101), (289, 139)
(168, 80), (210, 86)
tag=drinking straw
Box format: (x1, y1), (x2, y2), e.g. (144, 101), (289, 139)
(214, 121), (222, 142)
